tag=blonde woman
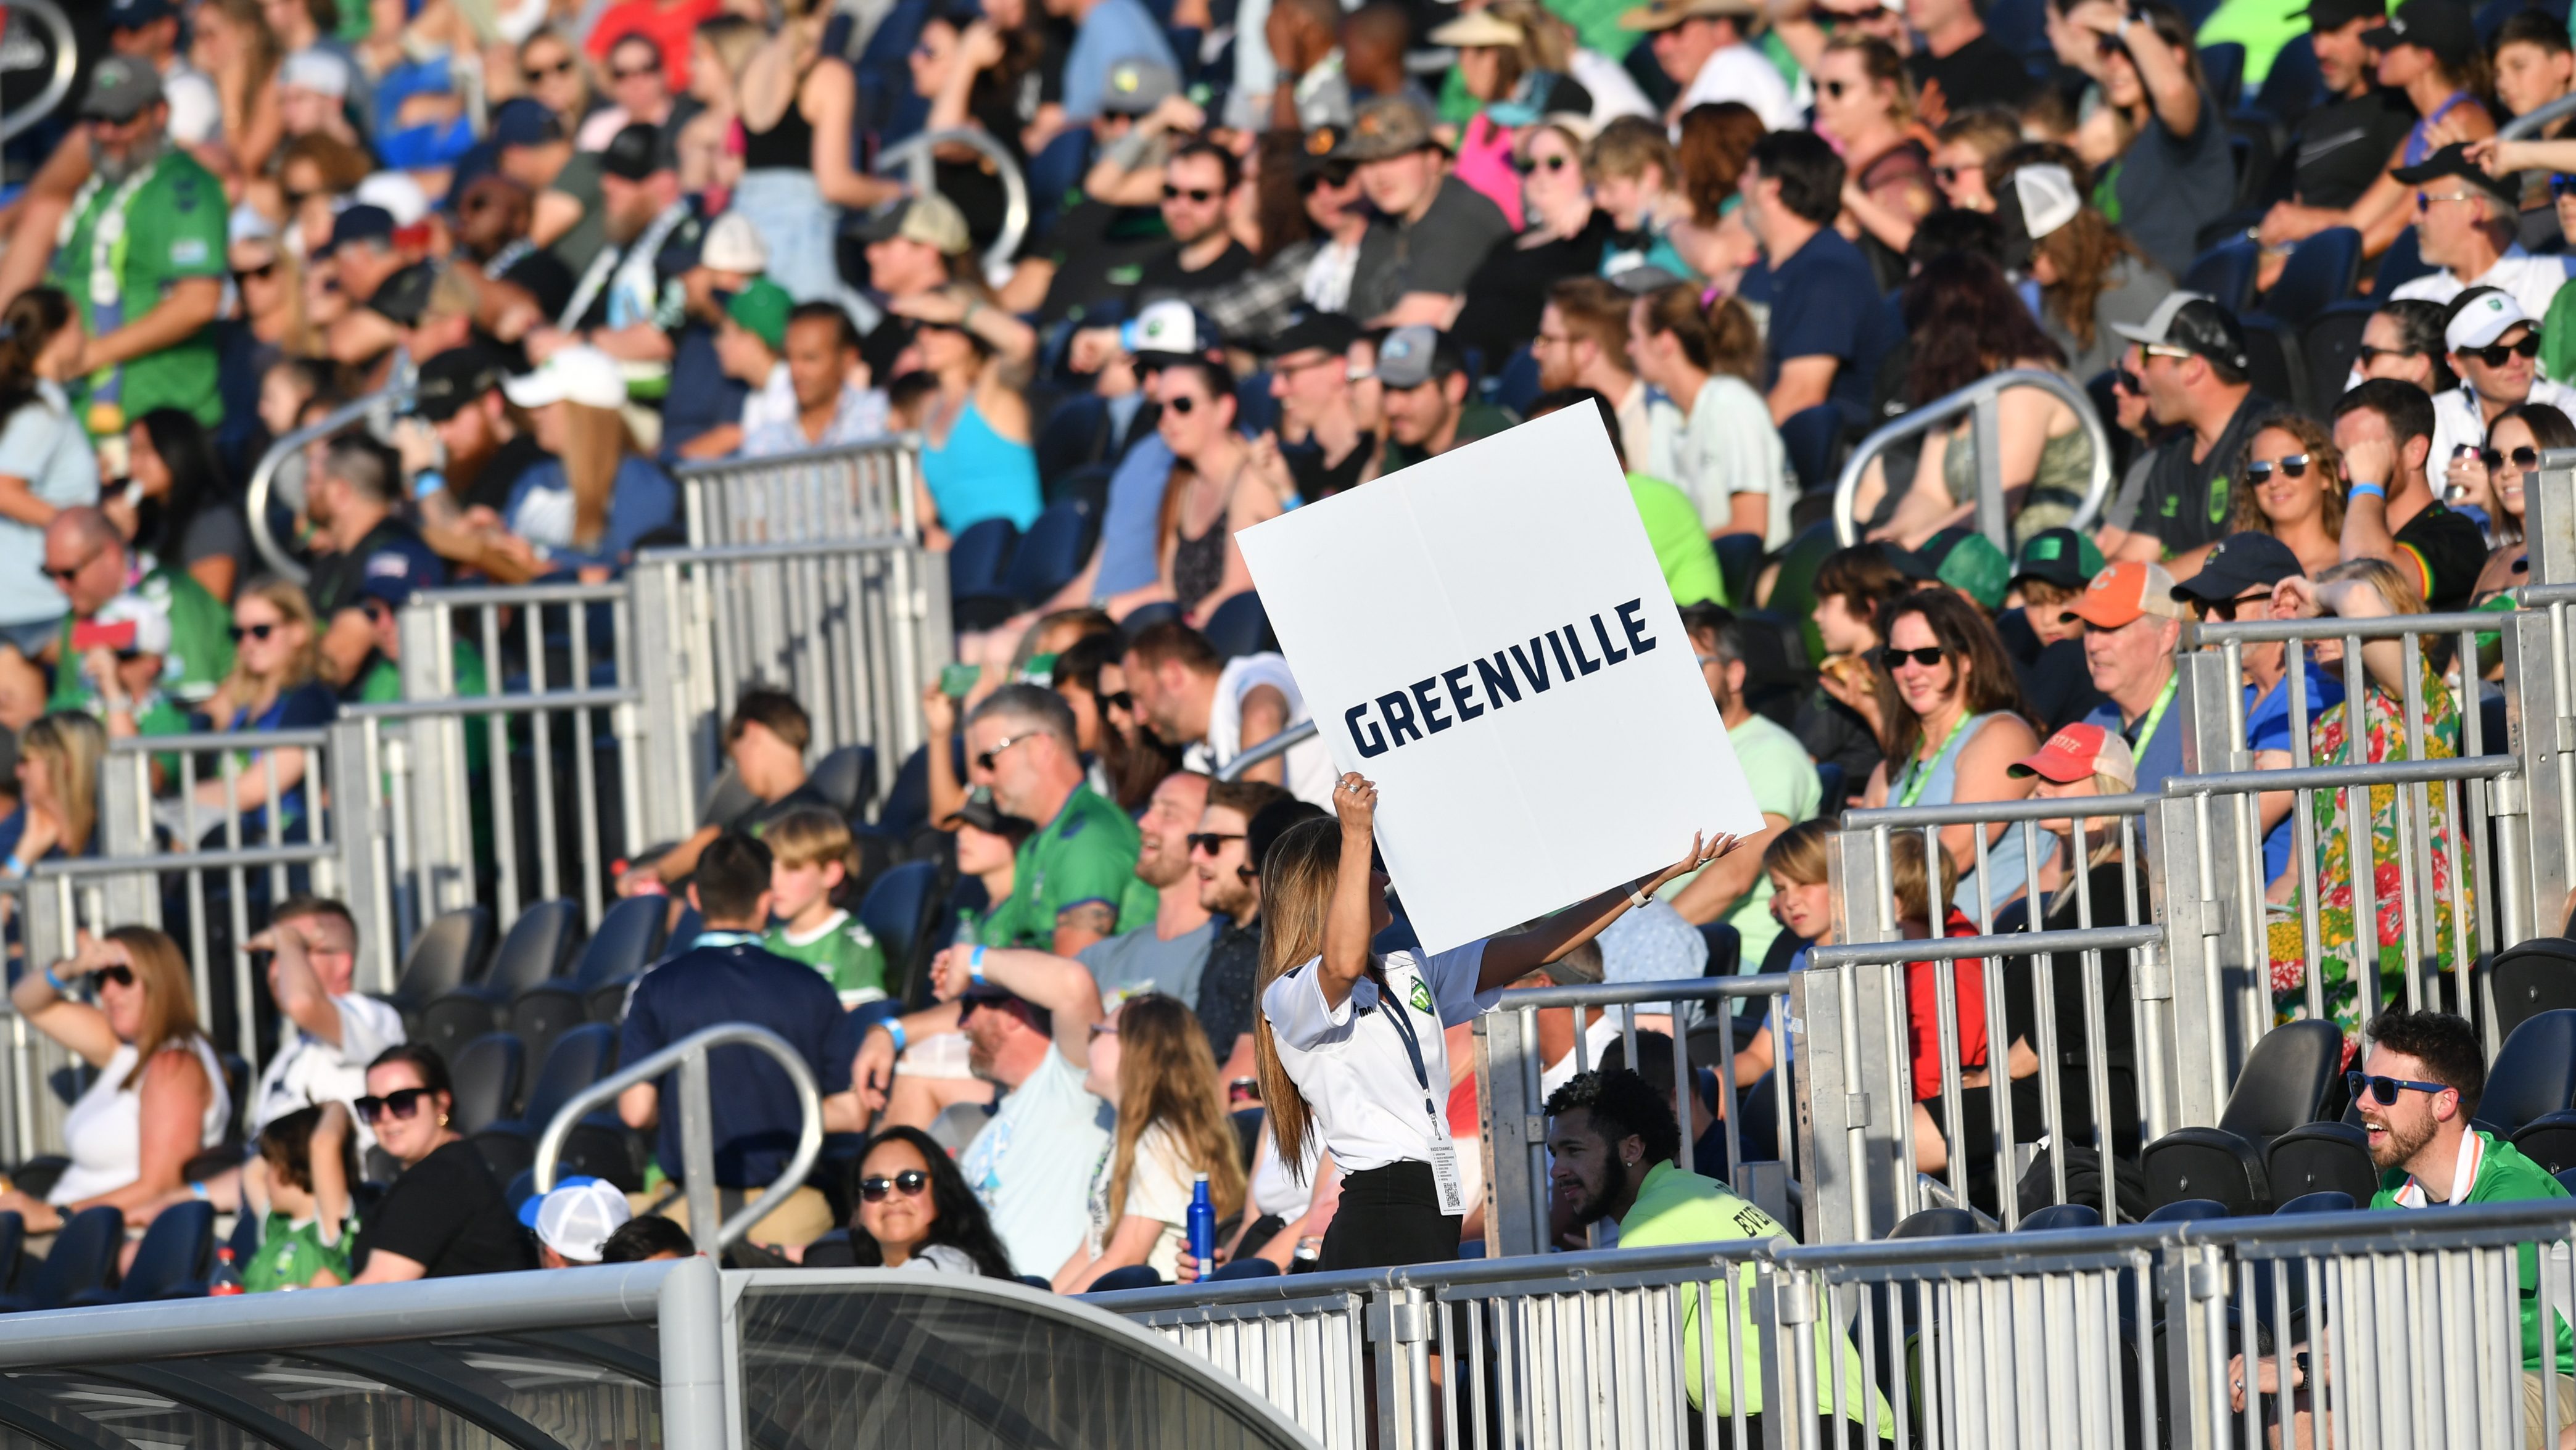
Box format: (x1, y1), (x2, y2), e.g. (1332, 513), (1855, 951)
(191, 0), (285, 184)
(1052, 993), (1247, 1291)
(0, 927), (228, 1227)
(184, 578), (334, 840)
(475, 345), (677, 579)
(2, 712), (102, 876)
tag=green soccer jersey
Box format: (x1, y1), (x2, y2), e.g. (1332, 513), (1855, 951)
(51, 568), (234, 714)
(2372, 1131), (2575, 1372)
(764, 908), (889, 1007)
(51, 148), (229, 432)
(983, 785), (1146, 950)
(242, 1211), (355, 1292)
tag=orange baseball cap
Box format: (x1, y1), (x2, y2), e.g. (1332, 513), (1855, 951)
(2062, 561), (2191, 629)
(2007, 722), (2138, 788)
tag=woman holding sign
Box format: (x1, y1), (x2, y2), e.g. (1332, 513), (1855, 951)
(1255, 774), (1734, 1270)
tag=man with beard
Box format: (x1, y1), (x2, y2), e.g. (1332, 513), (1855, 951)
(535, 124), (701, 387)
(1187, 781), (1293, 1076)
(452, 175), (576, 332)
(2230, 1010), (2572, 1446)
(46, 59), (228, 439)
(1077, 771), (1216, 1011)
(303, 436), (445, 688)
(1545, 1069), (1893, 1443)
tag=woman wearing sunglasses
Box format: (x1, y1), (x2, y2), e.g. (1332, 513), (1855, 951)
(2467, 403), (2576, 608)
(2060, 0), (2239, 279)
(845, 1125), (1012, 1275)
(349, 1044), (536, 1281)
(2226, 413), (2346, 579)
(180, 578), (334, 844)
(1812, 36), (1936, 273)
(1152, 356), (1278, 628)
(1455, 117), (1616, 366)
(0, 928), (227, 1230)
(1052, 992), (1245, 1291)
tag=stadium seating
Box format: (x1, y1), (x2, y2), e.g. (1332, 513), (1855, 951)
(2487, 939), (2576, 1042)
(74, 1201), (215, 1304)
(382, 907), (495, 1032)
(0, 1207), (123, 1312)
(511, 896), (666, 1063)
(448, 1032), (526, 1136)
(2142, 1020), (2342, 1212)
(419, 899), (584, 1063)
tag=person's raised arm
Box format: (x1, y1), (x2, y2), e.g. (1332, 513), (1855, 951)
(1315, 775), (1385, 1011)
(1231, 682), (1290, 786)
(1473, 831), (1737, 994)
(806, 59), (905, 212)
(9, 933), (124, 1068)
(2316, 576), (2411, 694)
(310, 1101), (353, 1260)
(252, 920), (342, 1047)
(928, 22), (1003, 132)
(2334, 430), (2411, 579)
(2074, 2), (2198, 136)
(1669, 811), (1791, 924)
(928, 944), (1102, 1066)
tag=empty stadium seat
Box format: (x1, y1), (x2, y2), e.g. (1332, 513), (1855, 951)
(2301, 301), (2373, 413)
(1888, 1206), (1983, 1238)
(2273, 1190), (2355, 1216)
(420, 899), (585, 1063)
(514, 896), (668, 1061)
(2199, 42), (2245, 111)
(2141, 1197), (2232, 1223)
(1034, 392), (1110, 487)
(2018, 1202), (2102, 1232)
(2143, 1020), (2342, 1211)
(75, 1201), (213, 1304)
(946, 519), (1020, 626)
(2183, 240), (2260, 314)
(2263, 1121), (2377, 1205)
(448, 1032), (526, 1137)
(2239, 315), (2308, 418)
(2473, 1009), (2576, 1140)
(809, 744), (878, 820)
(2487, 939), (2576, 1043)
(2261, 228), (2361, 328)
(1201, 591), (1275, 659)
(1698, 923), (1741, 978)
(1087, 1264), (1163, 1292)
(383, 907), (495, 1029)
(999, 498), (1099, 607)
(0, 1206), (122, 1312)
(860, 860), (947, 1005)
(474, 1023), (635, 1187)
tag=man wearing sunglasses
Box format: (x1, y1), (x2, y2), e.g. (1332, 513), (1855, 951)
(964, 684), (1149, 958)
(41, 506), (231, 719)
(2387, 143), (2575, 322)
(1189, 783), (1300, 1078)
(1135, 141), (1253, 294)
(2100, 292), (2265, 567)
(2230, 1009), (2573, 1443)
(2168, 533), (2340, 884)
(2427, 289), (2576, 494)
(2067, 561), (2190, 793)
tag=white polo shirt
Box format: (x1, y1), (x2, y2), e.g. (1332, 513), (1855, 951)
(1261, 942), (1499, 1176)
(251, 991), (406, 1145)
(2389, 245), (2576, 327)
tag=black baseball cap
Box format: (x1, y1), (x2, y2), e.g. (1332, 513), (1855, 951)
(366, 262), (439, 326)
(1270, 311), (1360, 361)
(2362, 0), (2473, 64)
(2289, 0), (2385, 29)
(490, 98), (564, 148)
(411, 343), (511, 422)
(2170, 532), (2305, 604)
(2390, 142), (2519, 205)
(316, 204), (397, 258)
(2112, 291), (2250, 373)
(2009, 528), (2107, 590)
(600, 122), (665, 182)
(941, 792), (1034, 843)
(107, 0), (178, 28)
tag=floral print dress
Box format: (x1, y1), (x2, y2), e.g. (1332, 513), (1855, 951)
(2264, 661), (2471, 1041)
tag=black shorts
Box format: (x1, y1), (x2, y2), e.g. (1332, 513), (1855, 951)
(1319, 1161), (1461, 1271)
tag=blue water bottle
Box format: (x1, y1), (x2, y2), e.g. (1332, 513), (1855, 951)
(1187, 1172), (1216, 1271)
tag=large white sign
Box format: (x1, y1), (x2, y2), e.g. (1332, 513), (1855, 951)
(1236, 404), (1767, 954)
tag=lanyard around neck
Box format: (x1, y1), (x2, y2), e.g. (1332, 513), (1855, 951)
(2128, 671), (2179, 755)
(1369, 968), (1440, 1123)
(1896, 711), (1974, 810)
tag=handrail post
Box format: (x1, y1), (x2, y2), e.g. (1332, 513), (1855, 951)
(1971, 390), (2007, 551)
(97, 747), (159, 931)
(678, 1050), (722, 1258)
(326, 717), (395, 995)
(396, 599), (473, 919)
(1832, 369), (2113, 547)
(656, 1252), (731, 1448)
(2531, 449), (2576, 587)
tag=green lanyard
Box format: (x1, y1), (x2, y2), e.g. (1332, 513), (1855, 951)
(1895, 712), (1975, 809)
(2128, 672), (2179, 757)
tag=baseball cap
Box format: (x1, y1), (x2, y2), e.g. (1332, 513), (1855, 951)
(1270, 310), (1360, 361)
(355, 171), (432, 227)
(282, 47), (353, 99)
(2110, 291), (2250, 373)
(411, 342), (511, 422)
(1335, 96), (1440, 162)
(1295, 124), (1350, 179)
(1619, 0), (1761, 28)
(724, 278), (795, 352)
(854, 194), (972, 256)
(2290, 0), (2385, 28)
(502, 345), (627, 410)
(1099, 56), (1181, 116)
(365, 263), (439, 327)
(601, 122), (665, 182)
(2008, 163), (2080, 242)
(2010, 527), (2107, 591)
(2362, 0), (2473, 63)
(2390, 142), (2517, 206)
(700, 212), (768, 274)
(2446, 289), (2534, 352)
(1430, 9), (1524, 46)
(70, 592), (173, 659)
(2006, 722), (2138, 788)
(2063, 561), (2191, 628)
(518, 1177), (632, 1263)
(107, 0), (178, 30)
(2169, 532), (2303, 605)
(1917, 529), (2011, 612)
(941, 791), (1034, 842)
(79, 57), (164, 123)
(1372, 325), (1461, 389)
(491, 97), (565, 149)
(316, 204), (397, 259)
(1878, 540), (1940, 582)
(1123, 299), (1217, 360)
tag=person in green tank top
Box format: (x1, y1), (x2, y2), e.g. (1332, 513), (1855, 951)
(966, 685), (1149, 956)
(44, 508), (231, 715)
(242, 1102), (359, 1291)
(762, 807), (893, 1007)
(47, 60), (230, 437)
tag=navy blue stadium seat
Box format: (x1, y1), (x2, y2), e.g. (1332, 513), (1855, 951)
(2141, 1197), (2231, 1223)
(2372, 225), (2437, 295)
(1087, 1264), (1163, 1292)
(0, 1206), (122, 1311)
(1118, 601), (1185, 641)
(2262, 227), (2361, 328)
(384, 907), (493, 1028)
(475, 1023), (634, 1187)
(2238, 315), (2308, 418)
(2472, 1009), (2576, 1140)
(1025, 128), (1096, 223)
(1035, 392), (1111, 488)
(809, 744), (879, 821)
(1201, 591), (1276, 659)
(1779, 405), (1843, 495)
(512, 896), (665, 1066)
(2486, 938), (2576, 1042)
(860, 861), (946, 1003)
(1046, 461), (1114, 517)
(2273, 1190), (2355, 1216)
(76, 1201), (214, 1304)
(1488, 345), (1541, 417)
(2143, 1019), (2342, 1212)
(998, 499), (1099, 606)
(2254, 35), (2326, 126)
(1698, 923), (1741, 978)
(947, 518), (1020, 602)
(2018, 1202), (2101, 1232)
(2183, 240), (2260, 315)
(1888, 1206), (1983, 1238)
(449, 1032), (525, 1135)
(423, 899), (583, 1062)
(1235, 373), (1281, 436)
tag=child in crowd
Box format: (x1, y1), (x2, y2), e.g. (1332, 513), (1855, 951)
(242, 1101), (357, 1291)
(761, 806), (889, 1009)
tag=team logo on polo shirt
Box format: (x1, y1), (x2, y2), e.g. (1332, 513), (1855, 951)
(1408, 979), (1433, 1015)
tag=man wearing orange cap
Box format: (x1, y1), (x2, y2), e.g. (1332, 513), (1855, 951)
(2065, 561), (2189, 789)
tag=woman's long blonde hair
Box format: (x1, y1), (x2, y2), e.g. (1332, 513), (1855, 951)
(559, 402), (640, 551)
(1254, 817), (1345, 1182)
(21, 712), (102, 858)
(1107, 993), (1246, 1223)
(222, 575), (322, 706)
(109, 925), (207, 1089)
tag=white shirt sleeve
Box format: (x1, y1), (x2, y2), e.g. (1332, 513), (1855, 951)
(165, 70), (222, 146)
(1415, 941), (1500, 1026)
(1262, 958), (1376, 1048)
(331, 992), (403, 1064)
(1124, 1124), (1195, 1227)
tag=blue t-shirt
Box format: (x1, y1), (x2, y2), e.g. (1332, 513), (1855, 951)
(2246, 656), (2343, 881)
(1062, 0), (1179, 121)
(661, 323), (749, 459)
(2085, 685), (2185, 794)
(618, 936), (851, 1187)
(1744, 227), (1896, 427)
(0, 383), (99, 627)
(502, 455), (679, 571)
(1093, 433), (1176, 597)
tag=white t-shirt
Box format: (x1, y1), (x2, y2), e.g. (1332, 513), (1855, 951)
(959, 1044), (1114, 1276)
(899, 1243), (985, 1275)
(1677, 43), (1801, 131)
(1570, 49), (1656, 121)
(1186, 653), (1336, 807)
(1260, 942), (1499, 1175)
(163, 61), (221, 146)
(739, 361), (798, 437)
(1082, 1120), (1194, 1280)
(251, 991), (406, 1141)
(2427, 377), (2576, 501)
(2388, 245), (2576, 326)
(1654, 376), (1791, 548)
(1247, 1116), (1324, 1219)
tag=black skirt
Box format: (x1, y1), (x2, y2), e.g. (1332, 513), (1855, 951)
(1319, 1160), (1461, 1271)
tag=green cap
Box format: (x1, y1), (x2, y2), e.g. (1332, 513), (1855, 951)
(724, 278), (793, 353)
(1919, 527), (2012, 612)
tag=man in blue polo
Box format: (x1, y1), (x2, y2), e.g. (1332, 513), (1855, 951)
(2067, 561), (2188, 791)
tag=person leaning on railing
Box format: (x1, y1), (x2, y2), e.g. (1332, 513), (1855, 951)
(1543, 1068), (1893, 1446)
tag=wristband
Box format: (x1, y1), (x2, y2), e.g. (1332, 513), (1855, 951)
(884, 1020), (908, 1057)
(2348, 480), (2386, 501)
(4, 854), (25, 878)
(969, 944), (988, 986)
(43, 965), (65, 994)
(188, 1181), (208, 1201)
(1628, 883), (1652, 910)
(413, 469), (447, 500)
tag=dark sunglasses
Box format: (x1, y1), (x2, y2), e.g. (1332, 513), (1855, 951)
(2354, 343), (2416, 368)
(524, 59), (575, 80)
(2113, 365), (2144, 393)
(229, 622), (279, 643)
(1163, 184), (1217, 204)
(2242, 454), (2310, 484)
(1187, 831), (1245, 855)
(2555, 173), (2576, 199)
(360, 598), (394, 623)
(1165, 393), (1200, 414)
(2460, 334), (2540, 368)
(355, 1086), (434, 1123)
(234, 261), (278, 283)
(1299, 163), (1356, 192)
(92, 964), (133, 989)
(1099, 689), (1134, 713)
(2346, 1070), (2452, 1107)
(44, 560), (91, 585)
(1513, 153), (1573, 176)
(857, 1170), (931, 1201)
(2484, 445), (2541, 471)
(1819, 78), (1852, 97)
(1877, 645), (1946, 669)
(1932, 165), (1970, 185)
(2198, 591), (2271, 622)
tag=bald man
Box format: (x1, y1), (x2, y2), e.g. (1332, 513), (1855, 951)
(36, 506), (234, 721)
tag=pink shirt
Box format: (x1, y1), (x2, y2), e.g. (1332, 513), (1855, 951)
(1453, 113), (1525, 232)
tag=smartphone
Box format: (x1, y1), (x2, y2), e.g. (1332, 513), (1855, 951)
(939, 662), (980, 698)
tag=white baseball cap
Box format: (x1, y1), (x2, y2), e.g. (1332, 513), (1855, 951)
(700, 212), (768, 274)
(2445, 289), (2533, 353)
(519, 1176), (633, 1263)
(503, 345), (627, 410)
(2011, 163), (2080, 242)
(282, 47), (352, 100)
(355, 171), (431, 228)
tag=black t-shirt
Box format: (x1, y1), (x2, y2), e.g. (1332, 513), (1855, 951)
(2291, 89), (2416, 211)
(1135, 240), (1255, 297)
(859, 312), (916, 391)
(306, 516), (446, 621)
(2130, 392), (2270, 556)
(464, 433), (556, 517)
(1283, 432), (1375, 503)
(1792, 682), (1880, 804)
(2394, 498), (2488, 613)
(353, 1139), (536, 1278)
(1906, 34), (2032, 123)
(1454, 212), (1612, 363)
(1995, 858), (2144, 1154)
(1194, 914), (1262, 1060)
(490, 242), (577, 324)
(1997, 608), (2109, 733)
(1030, 200), (1180, 329)
(734, 781), (838, 835)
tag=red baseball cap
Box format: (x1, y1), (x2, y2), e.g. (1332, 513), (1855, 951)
(2007, 723), (2138, 788)
(2063, 561), (2191, 630)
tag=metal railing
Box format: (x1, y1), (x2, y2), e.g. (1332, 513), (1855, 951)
(672, 435), (922, 548)
(1831, 368), (2114, 551)
(2501, 90), (2576, 140)
(1213, 718), (1321, 783)
(0, 0), (77, 146)
(243, 385), (414, 583)
(874, 127), (1030, 280)
(534, 1022), (823, 1256)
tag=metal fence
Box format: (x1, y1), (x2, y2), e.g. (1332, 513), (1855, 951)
(1831, 369), (2114, 552)
(672, 437), (921, 548)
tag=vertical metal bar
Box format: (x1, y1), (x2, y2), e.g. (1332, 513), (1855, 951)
(678, 1048), (721, 1257)
(482, 606), (518, 924)
(656, 1252), (730, 1447)
(528, 603), (561, 907)
(571, 594), (603, 929)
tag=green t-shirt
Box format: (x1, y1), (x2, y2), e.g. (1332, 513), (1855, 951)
(51, 150), (229, 432)
(764, 908), (889, 1007)
(2371, 1131), (2574, 1372)
(2194, 0), (2308, 87)
(1383, 403), (1518, 475)
(2543, 281), (2576, 388)
(1616, 1161), (1895, 1433)
(1628, 471), (1726, 607)
(242, 1210), (355, 1292)
(547, 153), (612, 276)
(51, 569), (234, 714)
(981, 785), (1145, 950)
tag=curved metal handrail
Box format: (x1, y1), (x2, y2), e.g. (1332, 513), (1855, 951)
(1831, 367), (2113, 550)
(534, 1021), (824, 1254)
(2501, 91), (2576, 141)
(0, 0), (77, 146)
(1213, 719), (1318, 781)
(873, 126), (1030, 282)
(244, 385), (413, 585)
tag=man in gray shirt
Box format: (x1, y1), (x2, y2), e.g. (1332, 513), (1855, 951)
(1339, 94), (1511, 324)
(1079, 770), (1218, 1009)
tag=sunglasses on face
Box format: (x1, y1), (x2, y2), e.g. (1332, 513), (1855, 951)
(973, 731), (1039, 773)
(2242, 454), (2310, 484)
(360, 598), (394, 624)
(2483, 445), (2541, 471)
(44, 556), (95, 585)
(1165, 393), (1202, 414)
(1187, 831), (1245, 855)
(525, 59), (575, 80)
(2198, 591), (2271, 622)
(611, 64), (659, 81)
(1299, 164), (1356, 193)
(93, 964), (134, 989)
(2346, 1070), (2452, 1107)
(2113, 365), (2144, 393)
(857, 1169), (931, 1201)
(355, 1086), (434, 1123)
(229, 622), (279, 643)
(1878, 645), (1946, 669)
(1819, 78), (1853, 97)
(2554, 173), (2576, 198)
(2461, 334), (2540, 368)
(1163, 184), (1218, 204)
(1514, 153), (1574, 176)
(1098, 689), (1134, 713)
(2354, 343), (2416, 368)
(234, 261), (278, 283)
(1932, 165), (1971, 185)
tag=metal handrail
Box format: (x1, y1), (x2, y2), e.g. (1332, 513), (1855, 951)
(244, 385), (415, 585)
(534, 1022), (824, 1255)
(0, 0), (78, 146)
(1832, 367), (2113, 551)
(2501, 91), (2576, 141)
(1214, 719), (1319, 781)
(874, 126), (1030, 281)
